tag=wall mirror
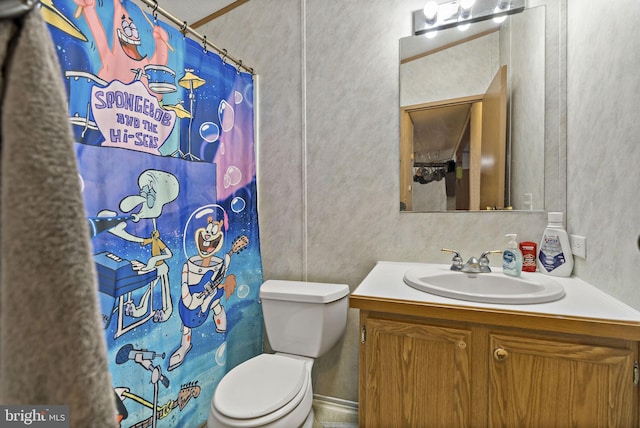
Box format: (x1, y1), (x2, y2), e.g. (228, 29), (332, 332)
(399, 0), (566, 212)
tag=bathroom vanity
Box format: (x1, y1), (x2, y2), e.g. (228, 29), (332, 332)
(350, 261), (640, 427)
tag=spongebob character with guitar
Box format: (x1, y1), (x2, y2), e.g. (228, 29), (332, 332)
(168, 215), (248, 371)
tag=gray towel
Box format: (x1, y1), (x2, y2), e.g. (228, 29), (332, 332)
(0, 8), (116, 428)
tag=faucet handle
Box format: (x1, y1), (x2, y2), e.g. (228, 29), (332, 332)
(480, 249), (503, 259)
(479, 250), (503, 271)
(441, 248), (463, 271)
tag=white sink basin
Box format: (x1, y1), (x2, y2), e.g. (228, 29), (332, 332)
(403, 266), (565, 304)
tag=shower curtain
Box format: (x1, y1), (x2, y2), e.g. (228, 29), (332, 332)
(44, 0), (263, 425)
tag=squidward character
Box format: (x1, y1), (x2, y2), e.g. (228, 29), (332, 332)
(98, 169), (179, 323)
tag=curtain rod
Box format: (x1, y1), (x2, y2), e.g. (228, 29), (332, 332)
(135, 0), (254, 74)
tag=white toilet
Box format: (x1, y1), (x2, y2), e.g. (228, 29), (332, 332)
(208, 280), (350, 428)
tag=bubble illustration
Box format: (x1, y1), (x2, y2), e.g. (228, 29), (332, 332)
(215, 342), (227, 366)
(199, 122), (220, 143)
(236, 284), (250, 299)
(231, 197), (246, 213)
(219, 100), (235, 132)
(224, 166), (242, 188)
(234, 90), (243, 104)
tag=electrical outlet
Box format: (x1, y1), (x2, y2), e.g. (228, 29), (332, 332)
(570, 235), (586, 259)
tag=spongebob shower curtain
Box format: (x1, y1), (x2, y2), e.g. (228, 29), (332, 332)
(44, 0), (263, 425)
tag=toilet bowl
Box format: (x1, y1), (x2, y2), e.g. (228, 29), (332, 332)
(209, 354), (314, 428)
(208, 280), (349, 428)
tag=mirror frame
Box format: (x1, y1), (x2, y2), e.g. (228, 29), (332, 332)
(399, 0), (566, 213)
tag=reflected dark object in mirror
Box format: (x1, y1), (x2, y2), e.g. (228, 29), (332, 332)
(413, 160), (455, 184)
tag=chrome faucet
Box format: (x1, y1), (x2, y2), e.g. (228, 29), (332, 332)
(441, 248), (463, 271)
(442, 249), (502, 273)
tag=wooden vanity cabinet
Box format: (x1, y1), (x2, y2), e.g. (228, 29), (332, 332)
(357, 309), (639, 428)
(361, 316), (473, 427)
(488, 332), (635, 427)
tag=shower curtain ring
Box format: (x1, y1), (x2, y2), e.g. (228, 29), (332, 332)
(202, 35), (207, 53)
(152, 0), (158, 21)
(237, 60), (242, 74)
(180, 21), (188, 36)
(221, 48), (228, 64)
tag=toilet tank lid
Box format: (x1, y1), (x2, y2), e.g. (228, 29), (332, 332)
(260, 280), (349, 303)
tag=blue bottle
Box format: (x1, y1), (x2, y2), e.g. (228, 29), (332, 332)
(503, 233), (523, 277)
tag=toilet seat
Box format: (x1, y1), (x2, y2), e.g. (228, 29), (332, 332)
(211, 354), (312, 427)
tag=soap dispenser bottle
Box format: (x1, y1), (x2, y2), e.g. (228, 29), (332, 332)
(502, 233), (523, 277)
(538, 212), (574, 277)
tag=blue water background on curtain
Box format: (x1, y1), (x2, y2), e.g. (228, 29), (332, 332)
(44, 0), (263, 425)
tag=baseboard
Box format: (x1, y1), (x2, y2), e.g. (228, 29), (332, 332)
(312, 394), (358, 426)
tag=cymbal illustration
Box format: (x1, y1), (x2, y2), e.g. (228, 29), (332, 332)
(163, 103), (192, 119)
(40, 0), (88, 42)
(178, 70), (206, 90)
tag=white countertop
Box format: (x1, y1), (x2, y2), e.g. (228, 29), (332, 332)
(352, 261), (640, 323)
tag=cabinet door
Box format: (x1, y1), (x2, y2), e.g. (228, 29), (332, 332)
(362, 317), (472, 428)
(489, 333), (635, 427)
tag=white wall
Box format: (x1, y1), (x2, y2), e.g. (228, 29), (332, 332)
(566, 0), (640, 305)
(201, 0), (640, 402)
(400, 32), (499, 106)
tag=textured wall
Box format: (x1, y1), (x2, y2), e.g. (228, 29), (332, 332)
(199, 0), (640, 403)
(566, 0), (640, 307)
(400, 33), (498, 106)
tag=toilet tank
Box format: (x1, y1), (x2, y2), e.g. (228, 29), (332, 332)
(259, 280), (350, 358)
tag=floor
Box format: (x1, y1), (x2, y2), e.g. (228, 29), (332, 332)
(315, 423), (358, 428)
(312, 397), (358, 428)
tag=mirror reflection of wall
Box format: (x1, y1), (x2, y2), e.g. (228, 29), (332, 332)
(400, 6), (545, 212)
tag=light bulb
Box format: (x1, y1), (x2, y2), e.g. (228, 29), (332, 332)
(460, 0), (475, 11)
(425, 30), (438, 39)
(423, 1), (439, 25)
(493, 0), (511, 22)
(493, 4), (507, 23)
(457, 14), (470, 31)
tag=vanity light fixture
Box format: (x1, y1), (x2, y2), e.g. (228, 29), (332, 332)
(422, 0), (441, 38)
(457, 0), (474, 31)
(492, 14), (507, 23)
(493, 0), (511, 23)
(457, 22), (471, 31)
(457, 16), (471, 31)
(423, 0), (439, 25)
(459, 0), (475, 19)
(414, 0), (524, 36)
